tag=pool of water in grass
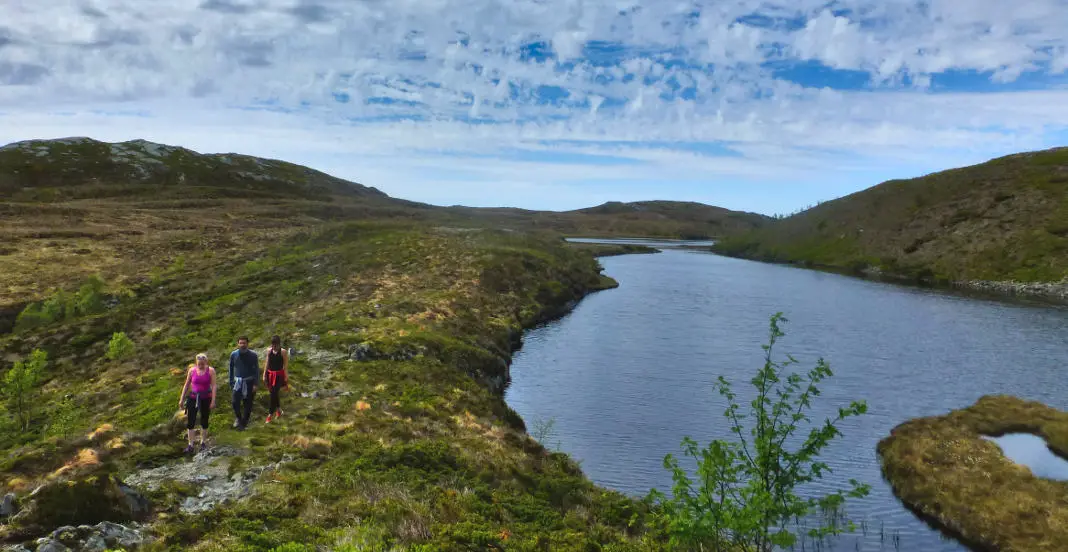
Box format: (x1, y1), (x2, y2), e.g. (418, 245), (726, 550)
(984, 433), (1068, 480)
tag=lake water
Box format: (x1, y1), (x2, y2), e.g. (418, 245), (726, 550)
(505, 245), (1068, 551)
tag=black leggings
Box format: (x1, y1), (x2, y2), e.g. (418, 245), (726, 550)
(185, 395), (211, 430)
(268, 384), (284, 413)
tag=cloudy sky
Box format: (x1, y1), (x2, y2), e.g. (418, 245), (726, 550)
(2, 0), (1068, 214)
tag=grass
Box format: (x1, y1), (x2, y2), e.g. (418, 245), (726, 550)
(564, 242), (662, 258)
(0, 137), (669, 549)
(877, 395), (1068, 552)
(714, 147), (1068, 285)
(0, 221), (657, 549)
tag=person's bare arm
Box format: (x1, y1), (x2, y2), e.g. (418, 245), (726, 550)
(209, 367), (217, 409)
(178, 368), (192, 408)
(282, 349), (291, 389)
(262, 352), (269, 383)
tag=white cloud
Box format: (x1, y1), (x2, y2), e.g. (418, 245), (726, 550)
(1, 0), (1067, 212)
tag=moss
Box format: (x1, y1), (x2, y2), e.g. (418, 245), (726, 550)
(877, 395), (1068, 552)
(14, 474), (142, 531)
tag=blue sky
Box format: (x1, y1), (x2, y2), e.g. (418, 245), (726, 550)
(2, 0), (1068, 215)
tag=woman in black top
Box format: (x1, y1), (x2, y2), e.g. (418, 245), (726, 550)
(262, 335), (290, 423)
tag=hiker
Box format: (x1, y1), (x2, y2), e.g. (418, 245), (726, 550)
(177, 353), (216, 453)
(263, 335), (290, 423)
(228, 336), (260, 430)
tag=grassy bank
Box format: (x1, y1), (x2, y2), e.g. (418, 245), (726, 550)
(0, 218), (665, 550)
(0, 136), (675, 550)
(713, 147), (1068, 286)
(564, 242), (661, 258)
(877, 395), (1068, 552)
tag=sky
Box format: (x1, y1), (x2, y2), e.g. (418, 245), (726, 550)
(2, 1), (1068, 215)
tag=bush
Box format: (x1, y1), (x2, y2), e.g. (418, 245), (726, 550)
(14, 275), (110, 331)
(648, 313), (870, 551)
(4, 349), (46, 431)
(106, 331), (136, 361)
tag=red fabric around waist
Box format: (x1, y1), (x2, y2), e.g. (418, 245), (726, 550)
(267, 369), (287, 388)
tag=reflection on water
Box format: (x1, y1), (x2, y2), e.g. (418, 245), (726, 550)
(984, 433), (1068, 480)
(507, 246), (1068, 551)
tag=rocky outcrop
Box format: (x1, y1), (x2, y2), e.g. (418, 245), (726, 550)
(3, 521), (149, 552)
(123, 445), (290, 514)
(8, 476), (148, 533)
(0, 493), (17, 518)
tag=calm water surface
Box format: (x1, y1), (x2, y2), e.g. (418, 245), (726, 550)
(506, 247), (1068, 551)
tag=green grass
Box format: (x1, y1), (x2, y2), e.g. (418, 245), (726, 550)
(714, 147), (1068, 284)
(0, 215), (661, 550)
(0, 136), (773, 550)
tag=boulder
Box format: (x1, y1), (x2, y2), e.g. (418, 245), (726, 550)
(81, 534), (108, 552)
(115, 481), (150, 519)
(34, 540), (70, 552)
(348, 342), (373, 361)
(0, 493), (17, 518)
(13, 475), (148, 532)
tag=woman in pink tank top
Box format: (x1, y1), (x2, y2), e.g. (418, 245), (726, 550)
(178, 353), (217, 453)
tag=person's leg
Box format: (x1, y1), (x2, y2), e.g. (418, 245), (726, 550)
(232, 384), (243, 428)
(185, 398), (197, 451)
(269, 385), (280, 415)
(199, 396), (210, 445)
(241, 384), (256, 426)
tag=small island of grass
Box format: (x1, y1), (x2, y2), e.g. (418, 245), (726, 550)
(877, 395), (1068, 552)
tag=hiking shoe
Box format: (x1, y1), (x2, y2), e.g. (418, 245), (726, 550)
(265, 414), (273, 424)
(183, 444), (195, 454)
(233, 419), (240, 429)
(275, 409), (283, 418)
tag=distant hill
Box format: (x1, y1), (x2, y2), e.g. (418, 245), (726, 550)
(445, 200), (771, 239)
(0, 137), (391, 202)
(713, 147), (1068, 283)
(566, 200), (771, 238)
(0, 137), (769, 240)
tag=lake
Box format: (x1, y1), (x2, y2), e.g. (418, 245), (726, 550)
(505, 244), (1068, 551)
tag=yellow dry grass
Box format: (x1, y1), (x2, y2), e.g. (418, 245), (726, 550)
(48, 448), (102, 479)
(86, 423), (115, 442)
(877, 395), (1068, 552)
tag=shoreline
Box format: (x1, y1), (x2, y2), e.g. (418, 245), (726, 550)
(710, 249), (1068, 307)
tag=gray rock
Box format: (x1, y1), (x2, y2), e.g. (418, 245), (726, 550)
(49, 526), (79, 545)
(95, 521), (127, 541)
(116, 529), (143, 549)
(81, 534), (108, 552)
(2, 545), (33, 552)
(117, 481), (151, 518)
(0, 492), (16, 517)
(34, 540), (70, 552)
(348, 342), (373, 361)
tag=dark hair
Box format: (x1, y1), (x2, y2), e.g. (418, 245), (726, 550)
(271, 335), (281, 346)
(237, 336), (249, 343)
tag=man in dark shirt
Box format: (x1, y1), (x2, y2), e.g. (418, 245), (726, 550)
(228, 336), (260, 430)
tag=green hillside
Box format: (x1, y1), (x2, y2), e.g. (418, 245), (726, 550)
(445, 200), (770, 240)
(0, 137), (680, 550)
(714, 147), (1068, 284)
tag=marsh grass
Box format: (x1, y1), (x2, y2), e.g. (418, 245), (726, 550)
(877, 395), (1068, 552)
